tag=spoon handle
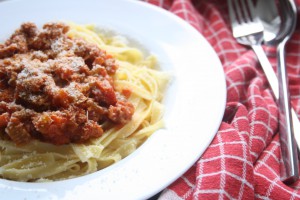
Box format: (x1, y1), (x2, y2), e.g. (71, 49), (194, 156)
(252, 44), (299, 184)
(277, 42), (299, 183)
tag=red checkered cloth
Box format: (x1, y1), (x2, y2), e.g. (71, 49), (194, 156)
(143, 0), (300, 199)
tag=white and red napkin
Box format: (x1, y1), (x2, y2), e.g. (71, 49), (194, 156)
(143, 0), (300, 199)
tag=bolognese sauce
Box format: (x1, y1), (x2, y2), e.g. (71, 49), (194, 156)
(0, 22), (134, 145)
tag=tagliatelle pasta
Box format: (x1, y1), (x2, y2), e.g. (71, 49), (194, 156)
(0, 22), (169, 182)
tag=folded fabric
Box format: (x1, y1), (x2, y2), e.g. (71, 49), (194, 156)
(143, 0), (300, 199)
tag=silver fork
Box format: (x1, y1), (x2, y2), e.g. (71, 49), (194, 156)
(227, 0), (299, 184)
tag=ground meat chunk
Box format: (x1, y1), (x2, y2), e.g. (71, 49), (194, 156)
(108, 101), (135, 124)
(0, 113), (9, 128)
(0, 22), (134, 145)
(90, 79), (117, 105)
(0, 90), (14, 103)
(20, 22), (38, 38)
(0, 44), (21, 59)
(74, 39), (117, 74)
(32, 108), (103, 145)
(15, 66), (53, 110)
(5, 109), (36, 145)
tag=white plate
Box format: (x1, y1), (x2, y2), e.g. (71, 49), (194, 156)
(0, 0), (226, 199)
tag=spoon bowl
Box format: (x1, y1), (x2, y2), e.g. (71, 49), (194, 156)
(257, 0), (281, 43)
(257, 0), (297, 45)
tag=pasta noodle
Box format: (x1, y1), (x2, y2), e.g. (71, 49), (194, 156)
(0, 23), (170, 182)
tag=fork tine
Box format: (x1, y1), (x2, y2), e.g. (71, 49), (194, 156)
(227, 0), (263, 38)
(240, 0), (251, 22)
(227, 0), (237, 25)
(246, 0), (256, 20)
(233, 0), (244, 23)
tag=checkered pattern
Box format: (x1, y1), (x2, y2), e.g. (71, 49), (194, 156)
(143, 0), (300, 199)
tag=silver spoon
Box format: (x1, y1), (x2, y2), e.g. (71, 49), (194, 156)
(257, 0), (299, 184)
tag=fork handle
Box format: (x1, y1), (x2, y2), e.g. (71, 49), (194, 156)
(252, 44), (299, 184)
(252, 45), (279, 97)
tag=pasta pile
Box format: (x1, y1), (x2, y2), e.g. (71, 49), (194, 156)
(0, 23), (169, 182)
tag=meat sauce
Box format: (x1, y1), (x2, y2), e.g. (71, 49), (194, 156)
(0, 22), (134, 145)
